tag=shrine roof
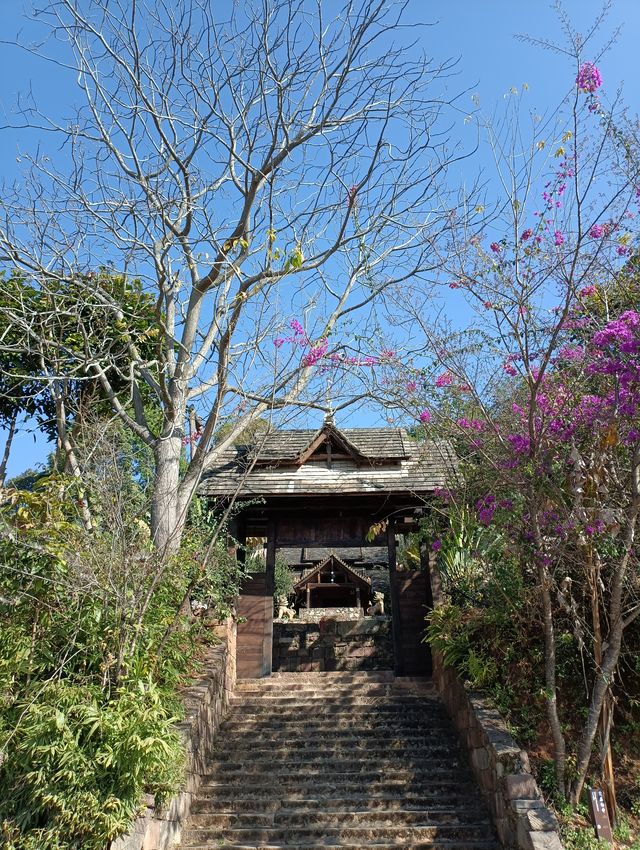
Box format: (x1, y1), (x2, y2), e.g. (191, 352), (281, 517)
(198, 424), (455, 499)
(294, 554), (372, 589)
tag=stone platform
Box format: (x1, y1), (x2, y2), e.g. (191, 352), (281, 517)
(272, 614), (393, 672)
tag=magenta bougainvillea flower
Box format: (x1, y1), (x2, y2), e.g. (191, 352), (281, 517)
(435, 371), (454, 388)
(576, 62), (602, 93)
(418, 409), (431, 423)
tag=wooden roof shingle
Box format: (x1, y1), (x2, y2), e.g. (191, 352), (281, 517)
(198, 425), (455, 499)
(250, 424), (409, 463)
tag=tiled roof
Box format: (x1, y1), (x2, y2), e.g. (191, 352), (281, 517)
(198, 426), (455, 499)
(295, 554), (372, 589)
(250, 425), (409, 462)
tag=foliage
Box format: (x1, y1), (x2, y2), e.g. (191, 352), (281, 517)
(0, 270), (158, 440)
(274, 555), (295, 603)
(0, 680), (183, 850)
(185, 498), (255, 621)
(0, 421), (240, 850)
(391, 25), (640, 812)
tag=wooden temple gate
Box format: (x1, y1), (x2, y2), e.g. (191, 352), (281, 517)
(198, 421), (453, 678)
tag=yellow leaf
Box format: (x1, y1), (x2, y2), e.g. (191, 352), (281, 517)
(537, 140), (546, 151)
(555, 146), (565, 157)
(601, 424), (618, 448)
(562, 131), (573, 142)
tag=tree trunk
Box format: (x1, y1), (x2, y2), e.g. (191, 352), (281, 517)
(151, 435), (184, 556)
(570, 493), (638, 807)
(0, 409), (18, 486)
(570, 629), (623, 806)
(539, 562), (567, 798)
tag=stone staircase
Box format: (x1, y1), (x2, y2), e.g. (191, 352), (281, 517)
(180, 672), (501, 850)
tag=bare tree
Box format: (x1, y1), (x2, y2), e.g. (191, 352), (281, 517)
(0, 0), (464, 553)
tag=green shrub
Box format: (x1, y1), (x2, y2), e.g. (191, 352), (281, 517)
(274, 555), (295, 603)
(0, 680), (183, 850)
(0, 459), (236, 849)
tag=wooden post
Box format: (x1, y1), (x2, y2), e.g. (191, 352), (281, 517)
(387, 521), (404, 676)
(264, 518), (276, 677)
(236, 517), (247, 566)
(419, 539), (434, 676)
(306, 587), (311, 610)
(227, 517), (238, 560)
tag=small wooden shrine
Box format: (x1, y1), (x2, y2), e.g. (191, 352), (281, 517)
(293, 554), (372, 612)
(198, 418), (454, 677)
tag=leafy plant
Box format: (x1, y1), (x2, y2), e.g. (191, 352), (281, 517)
(274, 555), (295, 603)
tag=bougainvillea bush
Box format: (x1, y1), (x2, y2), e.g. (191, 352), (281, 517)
(395, 53), (640, 819)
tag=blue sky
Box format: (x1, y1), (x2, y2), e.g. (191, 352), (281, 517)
(1, 0), (639, 479)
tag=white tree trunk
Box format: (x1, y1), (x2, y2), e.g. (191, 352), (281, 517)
(151, 436), (184, 556)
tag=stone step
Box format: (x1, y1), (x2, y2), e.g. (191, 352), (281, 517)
(205, 753), (464, 771)
(229, 690), (443, 711)
(183, 843), (499, 850)
(219, 728), (457, 744)
(204, 765), (465, 782)
(217, 743), (460, 760)
(190, 795), (483, 814)
(198, 774), (476, 792)
(237, 672), (396, 684)
(234, 680), (435, 696)
(191, 807), (489, 830)
(201, 767), (469, 785)
(183, 823), (495, 846)
(224, 708), (450, 723)
(221, 717), (453, 732)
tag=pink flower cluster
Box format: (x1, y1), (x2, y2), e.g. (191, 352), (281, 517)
(182, 430), (202, 447)
(274, 318), (310, 349)
(457, 417), (484, 431)
(274, 318), (386, 370)
(302, 339), (329, 367)
(576, 62), (602, 94)
(435, 371), (454, 388)
(476, 493), (497, 525)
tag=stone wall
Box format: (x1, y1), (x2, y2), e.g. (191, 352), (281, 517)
(297, 606), (363, 622)
(110, 618), (236, 850)
(432, 652), (564, 850)
(273, 615), (393, 671)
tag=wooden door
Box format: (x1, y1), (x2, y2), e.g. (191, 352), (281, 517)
(395, 570), (432, 675)
(236, 574), (273, 678)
